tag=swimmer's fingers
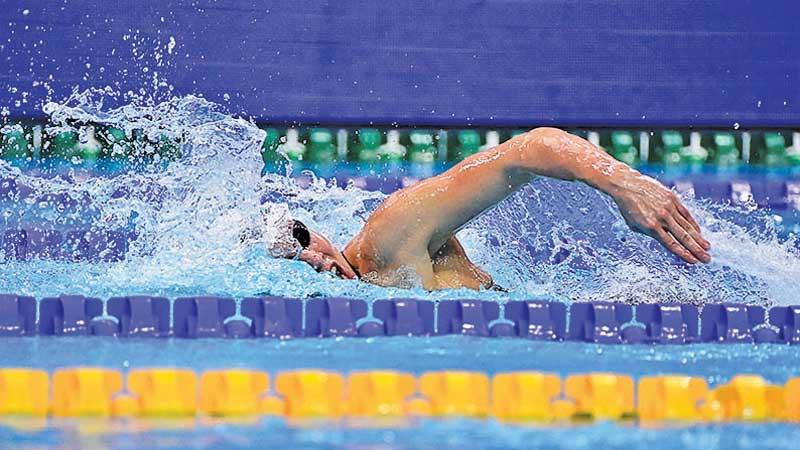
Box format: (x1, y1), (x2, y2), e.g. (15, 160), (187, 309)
(672, 208), (710, 250)
(677, 202), (701, 232)
(653, 227), (699, 264)
(675, 195), (708, 239)
(664, 215), (710, 263)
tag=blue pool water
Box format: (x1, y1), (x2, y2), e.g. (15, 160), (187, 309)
(1, 93), (800, 449)
(4, 416), (800, 450)
(2, 337), (800, 449)
(2, 337), (800, 385)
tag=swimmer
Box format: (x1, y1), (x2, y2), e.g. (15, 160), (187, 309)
(271, 127), (711, 290)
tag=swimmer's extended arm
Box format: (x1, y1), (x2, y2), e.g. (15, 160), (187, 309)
(366, 127), (710, 264)
(503, 128), (711, 264)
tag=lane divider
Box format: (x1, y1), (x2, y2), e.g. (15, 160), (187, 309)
(2, 368), (800, 423)
(2, 295), (799, 344)
(637, 375), (709, 421)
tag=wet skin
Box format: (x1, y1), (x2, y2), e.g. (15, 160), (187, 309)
(294, 127), (711, 291)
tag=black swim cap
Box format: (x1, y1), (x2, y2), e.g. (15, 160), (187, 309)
(291, 220), (311, 249)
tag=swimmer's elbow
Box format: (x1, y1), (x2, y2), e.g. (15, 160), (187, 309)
(509, 127), (578, 179)
(527, 127), (567, 138)
(524, 127), (571, 153)
(513, 127), (570, 158)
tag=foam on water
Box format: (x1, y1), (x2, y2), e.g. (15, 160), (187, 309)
(0, 91), (798, 305)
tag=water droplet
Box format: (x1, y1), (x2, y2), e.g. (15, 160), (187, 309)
(167, 36), (176, 54)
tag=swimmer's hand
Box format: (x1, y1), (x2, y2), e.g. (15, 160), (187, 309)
(610, 174), (711, 264)
(492, 128), (710, 264)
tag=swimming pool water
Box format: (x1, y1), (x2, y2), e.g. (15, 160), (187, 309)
(3, 416), (800, 450)
(3, 337), (800, 384)
(1, 94), (799, 450)
(2, 337), (800, 450)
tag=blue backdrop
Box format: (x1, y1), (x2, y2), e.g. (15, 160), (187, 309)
(1, 0), (798, 127)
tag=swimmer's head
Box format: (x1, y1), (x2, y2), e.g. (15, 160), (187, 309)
(270, 220), (357, 280)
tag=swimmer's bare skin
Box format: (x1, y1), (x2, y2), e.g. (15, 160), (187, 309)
(296, 127), (711, 291)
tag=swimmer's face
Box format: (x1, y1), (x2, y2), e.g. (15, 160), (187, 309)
(295, 230), (357, 280)
(265, 219), (356, 280)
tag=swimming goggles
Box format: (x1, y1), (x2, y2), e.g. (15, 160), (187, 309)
(290, 220), (311, 260)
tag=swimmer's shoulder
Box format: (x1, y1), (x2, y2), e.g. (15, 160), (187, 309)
(345, 224), (434, 279)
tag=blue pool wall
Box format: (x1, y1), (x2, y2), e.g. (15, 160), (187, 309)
(1, 0), (798, 127)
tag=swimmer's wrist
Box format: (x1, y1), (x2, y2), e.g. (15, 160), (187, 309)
(579, 166), (631, 198)
(596, 175), (629, 198)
